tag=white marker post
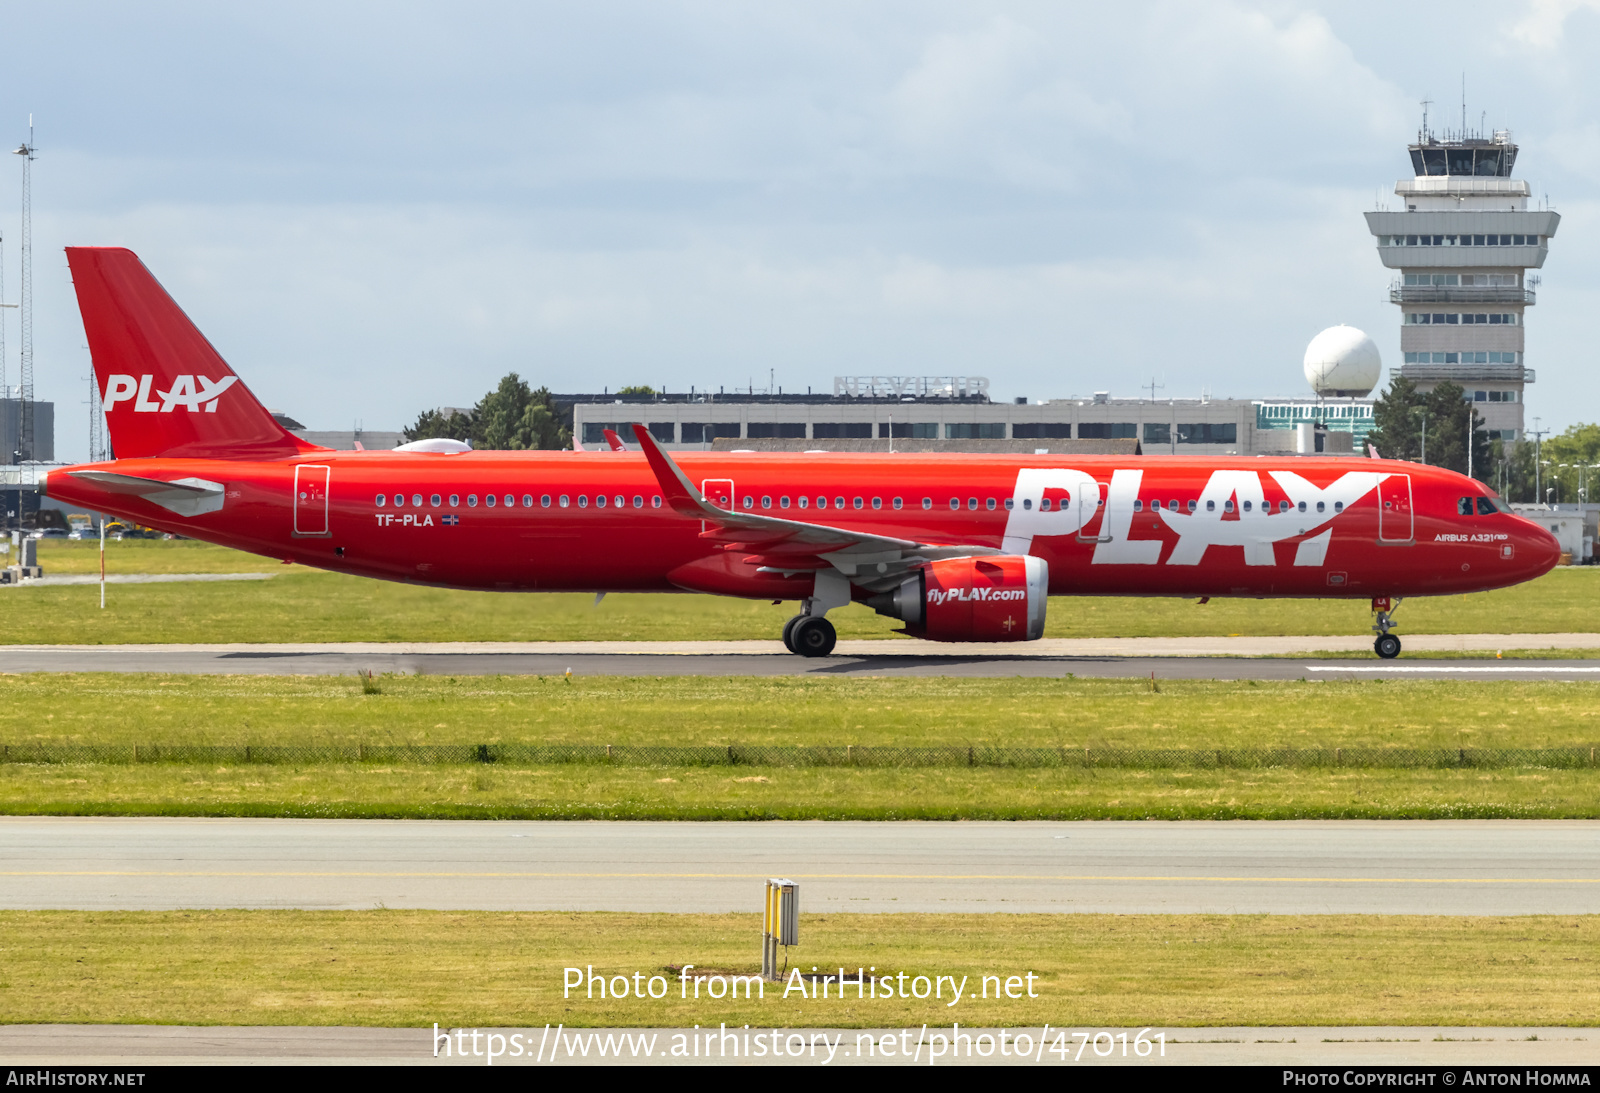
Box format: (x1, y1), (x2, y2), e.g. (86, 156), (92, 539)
(99, 516), (105, 609)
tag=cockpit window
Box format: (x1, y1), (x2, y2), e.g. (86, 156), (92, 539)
(1458, 497), (1473, 516)
(1478, 496), (1509, 515)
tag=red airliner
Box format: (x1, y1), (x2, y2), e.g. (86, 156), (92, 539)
(45, 247), (1560, 659)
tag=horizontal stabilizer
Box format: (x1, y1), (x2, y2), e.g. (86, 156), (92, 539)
(69, 470), (225, 517)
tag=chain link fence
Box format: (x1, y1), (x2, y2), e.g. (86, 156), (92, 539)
(3, 743), (1599, 770)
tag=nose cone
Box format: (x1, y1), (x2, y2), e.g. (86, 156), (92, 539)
(1515, 517), (1563, 579)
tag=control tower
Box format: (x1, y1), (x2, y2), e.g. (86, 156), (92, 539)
(1364, 122), (1559, 442)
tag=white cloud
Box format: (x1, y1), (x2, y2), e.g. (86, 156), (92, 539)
(1511, 0), (1600, 48)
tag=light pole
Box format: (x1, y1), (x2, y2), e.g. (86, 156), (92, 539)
(1411, 407), (1428, 465)
(1541, 460), (1553, 507)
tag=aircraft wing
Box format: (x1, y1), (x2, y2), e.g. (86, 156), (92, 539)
(630, 424), (997, 591)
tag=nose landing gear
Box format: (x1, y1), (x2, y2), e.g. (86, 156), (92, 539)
(1372, 595), (1404, 659)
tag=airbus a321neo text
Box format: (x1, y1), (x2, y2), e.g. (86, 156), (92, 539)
(44, 247), (1561, 659)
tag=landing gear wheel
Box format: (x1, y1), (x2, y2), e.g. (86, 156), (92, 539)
(781, 615), (804, 653)
(1374, 633), (1402, 659)
(791, 616), (837, 658)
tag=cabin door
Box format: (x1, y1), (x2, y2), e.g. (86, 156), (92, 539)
(1378, 473), (1413, 543)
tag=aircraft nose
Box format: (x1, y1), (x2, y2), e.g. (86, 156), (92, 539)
(1517, 518), (1563, 577)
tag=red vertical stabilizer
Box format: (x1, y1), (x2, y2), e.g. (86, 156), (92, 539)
(66, 246), (316, 459)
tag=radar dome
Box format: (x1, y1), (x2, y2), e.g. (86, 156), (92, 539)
(1303, 325), (1380, 398)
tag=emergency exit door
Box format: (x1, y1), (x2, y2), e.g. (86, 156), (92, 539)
(294, 465), (331, 536)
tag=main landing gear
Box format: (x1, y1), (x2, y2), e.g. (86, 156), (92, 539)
(782, 571), (849, 658)
(1371, 596), (1404, 659)
(783, 613), (837, 658)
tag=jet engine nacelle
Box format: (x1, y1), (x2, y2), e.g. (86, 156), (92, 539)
(869, 555), (1048, 642)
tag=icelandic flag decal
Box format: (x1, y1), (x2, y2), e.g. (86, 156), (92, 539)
(442, 514), (461, 526)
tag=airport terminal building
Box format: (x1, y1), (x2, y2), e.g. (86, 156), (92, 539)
(567, 378), (1373, 455)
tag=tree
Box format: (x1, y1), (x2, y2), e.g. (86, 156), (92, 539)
(1367, 375), (1423, 462)
(1539, 423), (1600, 505)
(402, 407), (472, 443)
(402, 374), (571, 450)
(616, 385), (656, 398)
(1366, 377), (1490, 480)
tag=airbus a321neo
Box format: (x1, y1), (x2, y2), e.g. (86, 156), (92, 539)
(44, 247), (1561, 659)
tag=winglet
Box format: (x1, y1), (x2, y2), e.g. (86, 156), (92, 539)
(632, 424), (718, 517)
(603, 428), (628, 452)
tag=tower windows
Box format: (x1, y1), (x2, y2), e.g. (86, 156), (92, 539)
(1403, 351), (1520, 365)
(1404, 313), (1516, 325)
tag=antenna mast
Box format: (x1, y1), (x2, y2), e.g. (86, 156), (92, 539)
(12, 118), (35, 492)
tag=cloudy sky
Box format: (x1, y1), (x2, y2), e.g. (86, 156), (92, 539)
(1, 0), (1598, 457)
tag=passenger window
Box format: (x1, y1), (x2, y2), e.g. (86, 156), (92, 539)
(853, 497), (863, 510)
(798, 496), (809, 509)
(1334, 501), (1343, 513)
(596, 495), (607, 509)
(835, 497), (846, 509)
(430, 494), (442, 507)
(968, 498), (978, 510)
(1223, 500), (1234, 513)
(1003, 498), (1012, 511)
(922, 498), (932, 510)
(485, 494), (496, 508)
(742, 497), (754, 509)
(1242, 500), (1251, 512)
(1315, 501), (1324, 513)
(762, 496), (772, 509)
(578, 495), (588, 508)
(449, 494), (460, 507)
(1041, 498), (1052, 511)
(949, 498), (959, 511)
(1296, 501), (1306, 513)
(504, 495), (514, 507)
(651, 496), (662, 508)
(633, 495), (643, 508)
(1458, 497), (1473, 516)
(466, 494), (477, 508)
(559, 495), (570, 508)
(1132, 499), (1141, 512)
(1279, 501), (1289, 513)
(872, 497), (883, 510)
(541, 495), (551, 508)
(375, 494), (386, 507)
(984, 498), (995, 511)
(412, 494), (423, 507)
(1476, 497), (1496, 515)
(780, 496), (790, 509)
(815, 497), (825, 509)
(613, 495), (624, 508)
(526, 495), (536, 508)
(892, 497), (903, 510)
(1186, 500), (1197, 513)
(1205, 500), (1215, 512)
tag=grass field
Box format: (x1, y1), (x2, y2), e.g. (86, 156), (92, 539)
(11, 539), (1600, 643)
(5, 676), (1600, 819)
(5, 911), (1599, 1028)
(6, 675), (1600, 750)
(6, 764), (1598, 820)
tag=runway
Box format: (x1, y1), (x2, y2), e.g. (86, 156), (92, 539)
(5, 638), (1600, 680)
(6, 818), (1600, 915)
